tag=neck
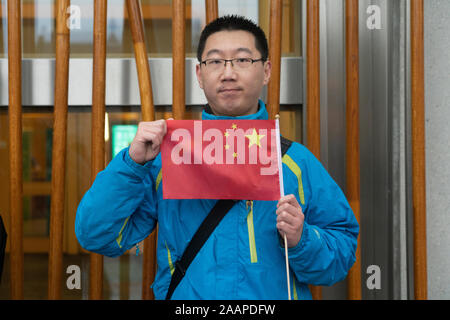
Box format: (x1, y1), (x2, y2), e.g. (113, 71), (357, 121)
(206, 102), (260, 117)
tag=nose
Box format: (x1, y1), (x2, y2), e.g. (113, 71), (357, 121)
(221, 60), (237, 80)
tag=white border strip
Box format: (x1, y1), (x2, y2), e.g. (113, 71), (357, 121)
(275, 118), (285, 197)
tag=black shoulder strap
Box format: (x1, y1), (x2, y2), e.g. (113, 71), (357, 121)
(165, 199), (237, 299)
(280, 136), (293, 157)
(164, 135), (294, 300)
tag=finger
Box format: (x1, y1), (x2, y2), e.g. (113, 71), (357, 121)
(276, 220), (297, 236)
(145, 119), (166, 135)
(277, 194), (300, 209)
(161, 119), (168, 136)
(276, 202), (301, 219)
(141, 124), (166, 142)
(276, 210), (298, 226)
(140, 131), (162, 149)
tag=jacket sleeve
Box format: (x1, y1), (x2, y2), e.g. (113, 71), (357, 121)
(283, 145), (359, 286)
(75, 147), (158, 257)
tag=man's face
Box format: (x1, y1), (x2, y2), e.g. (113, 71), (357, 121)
(196, 30), (271, 117)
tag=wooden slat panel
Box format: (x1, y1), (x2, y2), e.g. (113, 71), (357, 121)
(48, 0), (71, 300)
(267, 0), (283, 120)
(0, 3), (192, 19)
(127, 0), (155, 123)
(282, 0), (292, 53)
(306, 0), (322, 300)
(8, 0), (24, 300)
(172, 0), (186, 120)
(410, 0), (427, 300)
(205, 0), (218, 24)
(126, 0), (157, 300)
(89, 0), (108, 300)
(345, 0), (362, 300)
(306, 0), (320, 159)
(142, 230), (157, 299)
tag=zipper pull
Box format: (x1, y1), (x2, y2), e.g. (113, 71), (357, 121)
(135, 243), (140, 256)
(246, 200), (252, 212)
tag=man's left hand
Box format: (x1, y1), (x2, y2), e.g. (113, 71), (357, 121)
(276, 194), (304, 248)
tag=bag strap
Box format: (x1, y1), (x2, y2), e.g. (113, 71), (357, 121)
(165, 199), (237, 299)
(280, 136), (293, 157)
(164, 136), (293, 300)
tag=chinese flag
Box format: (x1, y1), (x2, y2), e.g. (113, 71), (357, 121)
(161, 120), (282, 200)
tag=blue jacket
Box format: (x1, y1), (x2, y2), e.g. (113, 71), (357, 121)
(75, 100), (359, 300)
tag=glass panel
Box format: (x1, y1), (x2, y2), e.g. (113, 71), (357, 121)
(0, 0), (195, 58)
(0, 0), (301, 58)
(22, 114), (53, 237)
(0, 1), (6, 57)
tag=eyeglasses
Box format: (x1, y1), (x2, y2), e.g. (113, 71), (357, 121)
(200, 58), (265, 71)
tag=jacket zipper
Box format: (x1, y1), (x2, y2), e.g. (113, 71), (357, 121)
(246, 200), (258, 263)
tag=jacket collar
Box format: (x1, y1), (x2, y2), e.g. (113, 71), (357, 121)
(201, 99), (269, 120)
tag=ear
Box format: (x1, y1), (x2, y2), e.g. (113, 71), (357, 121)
(196, 63), (204, 89)
(263, 60), (272, 86)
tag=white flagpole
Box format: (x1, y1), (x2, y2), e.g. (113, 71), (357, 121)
(275, 115), (291, 300)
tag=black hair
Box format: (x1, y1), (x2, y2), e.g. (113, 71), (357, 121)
(197, 15), (269, 62)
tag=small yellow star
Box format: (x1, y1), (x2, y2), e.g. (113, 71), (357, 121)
(224, 131), (230, 137)
(231, 124), (237, 130)
(245, 128), (265, 148)
(233, 152), (238, 158)
(224, 144), (230, 150)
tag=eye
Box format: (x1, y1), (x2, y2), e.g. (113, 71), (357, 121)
(208, 59), (223, 65)
(236, 58), (251, 63)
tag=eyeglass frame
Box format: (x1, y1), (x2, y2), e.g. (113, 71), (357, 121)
(200, 57), (267, 70)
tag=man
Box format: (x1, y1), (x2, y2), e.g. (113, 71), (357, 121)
(76, 15), (359, 300)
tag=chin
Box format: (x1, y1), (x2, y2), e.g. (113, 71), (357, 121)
(209, 97), (256, 117)
(219, 105), (246, 117)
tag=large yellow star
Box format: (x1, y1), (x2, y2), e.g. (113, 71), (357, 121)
(245, 128), (265, 148)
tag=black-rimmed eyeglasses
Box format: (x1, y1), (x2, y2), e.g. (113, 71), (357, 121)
(200, 58), (265, 71)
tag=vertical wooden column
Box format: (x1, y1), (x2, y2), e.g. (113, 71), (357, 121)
(267, 0), (283, 120)
(48, 0), (71, 300)
(410, 0), (427, 300)
(126, 0), (155, 123)
(126, 0), (157, 300)
(8, 0), (23, 300)
(306, 0), (320, 159)
(306, 0), (322, 300)
(89, 0), (108, 300)
(172, 0), (186, 120)
(345, 0), (362, 300)
(205, 0), (218, 24)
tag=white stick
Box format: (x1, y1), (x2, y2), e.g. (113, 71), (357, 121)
(275, 116), (291, 301)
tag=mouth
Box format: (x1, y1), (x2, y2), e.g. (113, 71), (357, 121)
(218, 87), (243, 94)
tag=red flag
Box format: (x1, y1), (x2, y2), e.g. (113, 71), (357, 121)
(161, 120), (282, 200)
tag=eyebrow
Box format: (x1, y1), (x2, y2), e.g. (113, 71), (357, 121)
(204, 47), (254, 58)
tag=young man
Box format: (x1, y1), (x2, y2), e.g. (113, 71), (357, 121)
(76, 15), (359, 300)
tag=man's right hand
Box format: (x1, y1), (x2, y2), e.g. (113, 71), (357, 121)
(128, 119), (169, 165)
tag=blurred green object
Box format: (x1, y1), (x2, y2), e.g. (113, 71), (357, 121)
(111, 125), (138, 158)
